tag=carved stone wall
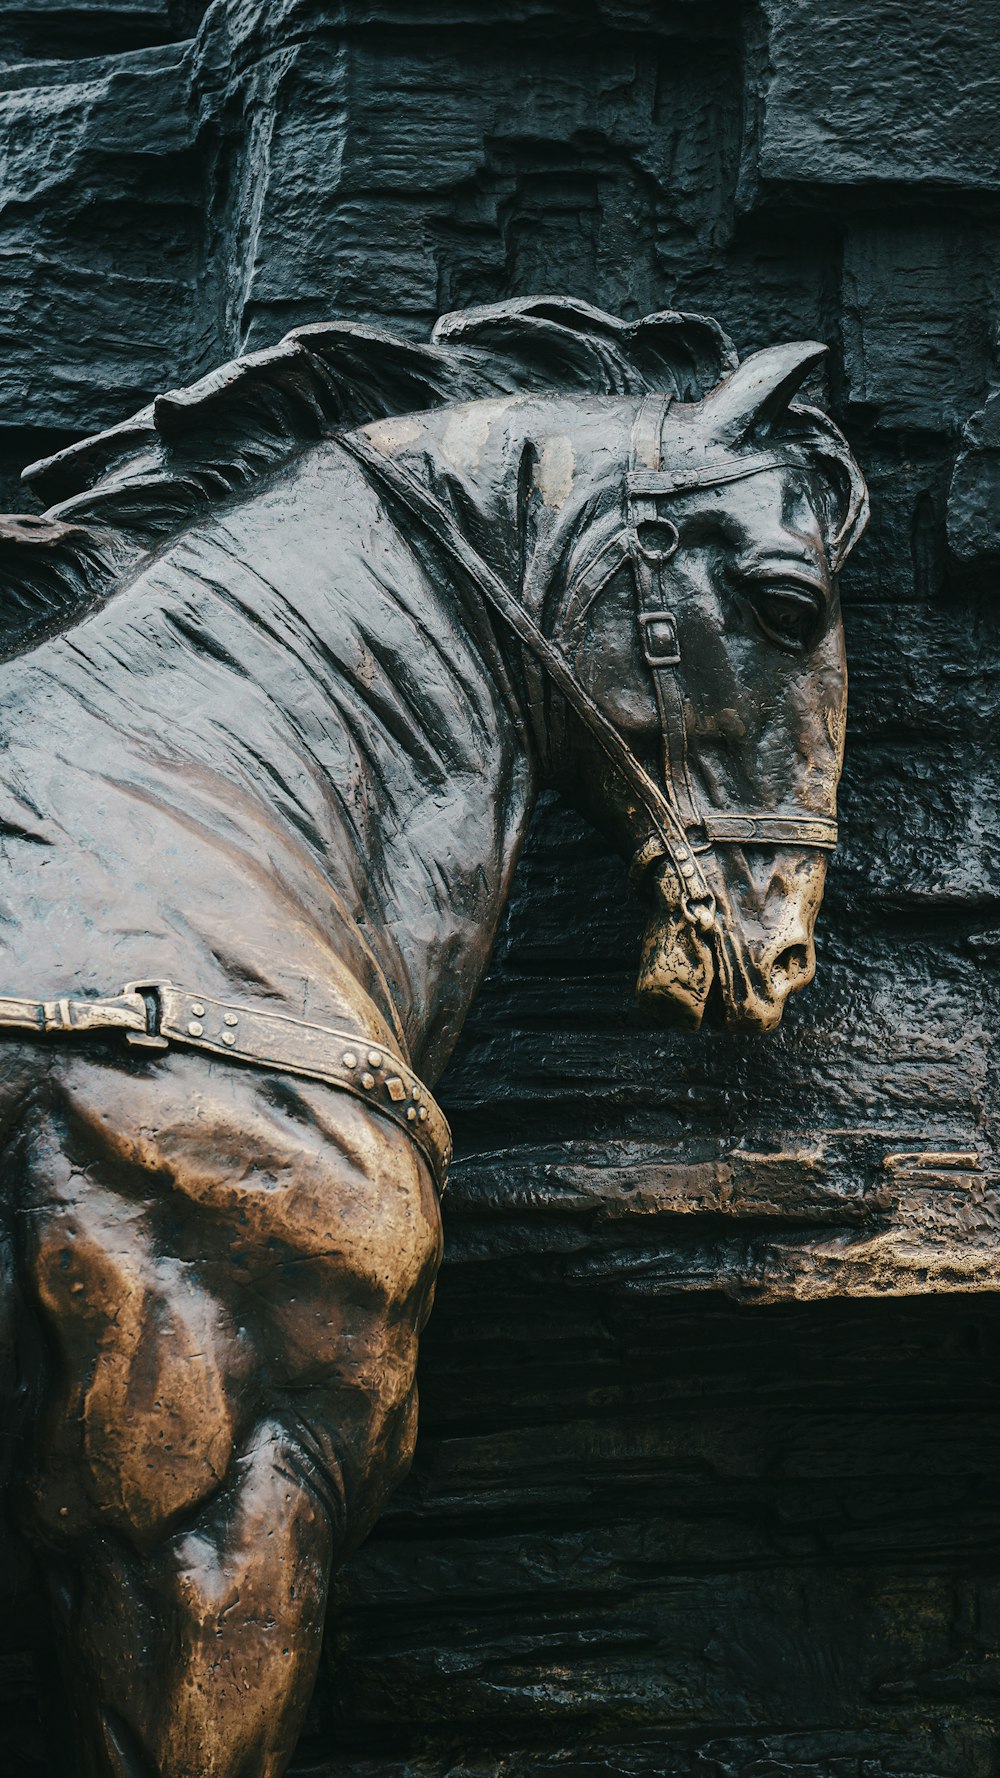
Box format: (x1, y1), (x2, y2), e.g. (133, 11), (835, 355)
(2, 4), (999, 1774)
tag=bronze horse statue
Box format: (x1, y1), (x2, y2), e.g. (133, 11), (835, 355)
(0, 298), (866, 1777)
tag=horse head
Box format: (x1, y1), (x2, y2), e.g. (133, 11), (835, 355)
(545, 342), (868, 1031)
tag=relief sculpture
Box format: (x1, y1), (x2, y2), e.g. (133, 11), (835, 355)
(0, 298), (867, 1777)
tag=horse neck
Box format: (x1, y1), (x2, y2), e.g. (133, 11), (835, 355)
(345, 396), (636, 1071)
(287, 435), (543, 1081)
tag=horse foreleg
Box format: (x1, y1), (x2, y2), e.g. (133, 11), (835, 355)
(22, 1055), (441, 1778)
(53, 1418), (335, 1778)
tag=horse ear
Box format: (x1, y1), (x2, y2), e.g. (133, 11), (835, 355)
(699, 341), (828, 445)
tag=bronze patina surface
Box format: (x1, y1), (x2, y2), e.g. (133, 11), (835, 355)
(0, 299), (866, 1777)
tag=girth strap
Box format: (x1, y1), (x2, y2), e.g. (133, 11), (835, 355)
(0, 982), (451, 1192)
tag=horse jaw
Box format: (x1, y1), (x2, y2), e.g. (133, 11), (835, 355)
(634, 863), (715, 1030)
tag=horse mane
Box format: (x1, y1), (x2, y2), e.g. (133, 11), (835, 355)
(0, 295), (862, 651)
(0, 298), (736, 654)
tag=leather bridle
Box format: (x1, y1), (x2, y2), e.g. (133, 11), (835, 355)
(343, 411), (838, 956)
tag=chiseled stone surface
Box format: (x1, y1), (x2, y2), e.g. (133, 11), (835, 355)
(949, 392), (1000, 567)
(318, 1288), (1000, 1778)
(841, 225), (1000, 436)
(1, 2), (999, 1774)
(747, 0), (1000, 192)
(0, 43), (203, 434)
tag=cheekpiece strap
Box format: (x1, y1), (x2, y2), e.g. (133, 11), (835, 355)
(627, 394), (701, 836)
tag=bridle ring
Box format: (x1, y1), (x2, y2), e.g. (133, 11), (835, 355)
(634, 516), (680, 564)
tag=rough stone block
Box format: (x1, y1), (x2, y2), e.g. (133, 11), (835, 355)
(0, 2), (206, 62)
(4, 0), (171, 15)
(0, 46), (204, 431)
(841, 225), (998, 434)
(836, 441), (951, 607)
(844, 603), (1000, 742)
(315, 1289), (1000, 1774)
(197, 12), (741, 349)
(948, 392), (1000, 567)
(749, 0), (1000, 193)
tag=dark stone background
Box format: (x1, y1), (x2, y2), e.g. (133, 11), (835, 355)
(2, 3), (1000, 1773)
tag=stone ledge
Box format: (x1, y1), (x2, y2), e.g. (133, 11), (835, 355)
(443, 1141), (999, 1302)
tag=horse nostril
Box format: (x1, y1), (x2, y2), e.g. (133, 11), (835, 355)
(772, 943), (812, 991)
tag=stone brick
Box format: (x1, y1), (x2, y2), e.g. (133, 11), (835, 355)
(749, 0), (1000, 193)
(0, 2), (207, 62)
(199, 19), (742, 350)
(948, 391), (1000, 567)
(841, 225), (999, 433)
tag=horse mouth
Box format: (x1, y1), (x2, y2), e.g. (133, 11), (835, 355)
(633, 900), (715, 1030)
(634, 910), (818, 1032)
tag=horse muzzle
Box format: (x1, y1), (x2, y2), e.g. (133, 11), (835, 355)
(634, 848), (827, 1031)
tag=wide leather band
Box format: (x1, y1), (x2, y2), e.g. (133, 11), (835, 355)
(0, 982), (451, 1192)
(698, 813), (838, 848)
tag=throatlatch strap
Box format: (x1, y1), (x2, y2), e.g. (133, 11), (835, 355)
(0, 983), (451, 1192)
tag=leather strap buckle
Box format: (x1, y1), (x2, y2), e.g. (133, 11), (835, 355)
(122, 980), (172, 1049)
(639, 610), (681, 667)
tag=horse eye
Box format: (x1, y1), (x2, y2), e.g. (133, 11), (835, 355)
(749, 585), (822, 652)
